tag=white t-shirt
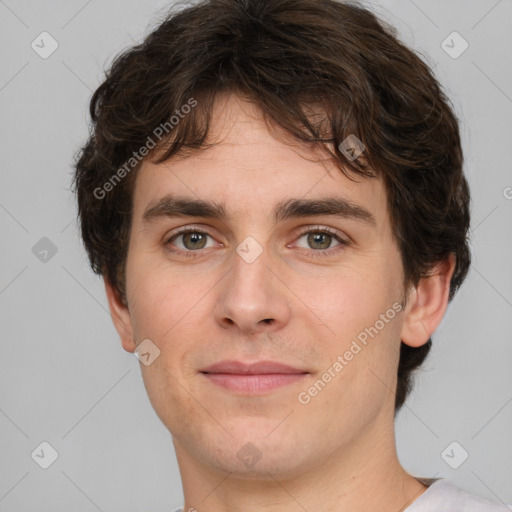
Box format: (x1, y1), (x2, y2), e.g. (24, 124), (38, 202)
(404, 478), (509, 511)
(174, 478), (510, 512)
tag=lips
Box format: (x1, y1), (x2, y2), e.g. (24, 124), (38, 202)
(200, 360), (308, 375)
(200, 360), (309, 394)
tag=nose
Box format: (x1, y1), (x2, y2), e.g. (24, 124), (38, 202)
(214, 243), (292, 335)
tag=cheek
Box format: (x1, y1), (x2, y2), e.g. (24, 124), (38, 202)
(297, 262), (388, 331)
(126, 256), (213, 383)
(139, 358), (198, 440)
(125, 252), (192, 337)
(301, 260), (403, 376)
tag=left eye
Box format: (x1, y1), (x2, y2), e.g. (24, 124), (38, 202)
(295, 230), (343, 251)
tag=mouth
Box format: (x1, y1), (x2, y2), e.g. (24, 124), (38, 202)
(199, 360), (309, 394)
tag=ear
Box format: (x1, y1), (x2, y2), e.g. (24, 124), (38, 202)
(400, 253), (456, 348)
(103, 276), (136, 353)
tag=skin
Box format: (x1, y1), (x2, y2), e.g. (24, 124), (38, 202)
(105, 93), (455, 512)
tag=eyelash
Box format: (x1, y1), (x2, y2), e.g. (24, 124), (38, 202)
(164, 225), (349, 258)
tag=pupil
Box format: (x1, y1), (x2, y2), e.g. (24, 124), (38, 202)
(184, 232), (206, 249)
(308, 233), (331, 250)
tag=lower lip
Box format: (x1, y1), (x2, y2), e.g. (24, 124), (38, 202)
(201, 373), (308, 393)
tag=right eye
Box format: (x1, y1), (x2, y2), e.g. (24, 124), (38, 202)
(165, 227), (218, 256)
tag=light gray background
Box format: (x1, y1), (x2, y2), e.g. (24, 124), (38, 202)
(0, 0), (511, 510)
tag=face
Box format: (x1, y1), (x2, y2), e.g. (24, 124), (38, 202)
(110, 93), (417, 480)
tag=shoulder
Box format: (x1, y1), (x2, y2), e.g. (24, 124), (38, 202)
(406, 479), (510, 512)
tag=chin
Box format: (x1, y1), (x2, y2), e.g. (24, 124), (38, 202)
(196, 425), (313, 480)
(207, 446), (311, 481)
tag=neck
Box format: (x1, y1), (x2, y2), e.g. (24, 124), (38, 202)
(173, 417), (427, 512)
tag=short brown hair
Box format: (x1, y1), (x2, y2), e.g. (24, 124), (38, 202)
(72, 0), (471, 412)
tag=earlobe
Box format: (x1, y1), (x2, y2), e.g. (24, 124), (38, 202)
(103, 276), (136, 353)
(400, 253), (456, 348)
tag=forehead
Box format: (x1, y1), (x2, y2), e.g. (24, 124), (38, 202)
(132, 94), (388, 228)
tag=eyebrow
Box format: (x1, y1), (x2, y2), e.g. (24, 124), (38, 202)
(142, 194), (376, 227)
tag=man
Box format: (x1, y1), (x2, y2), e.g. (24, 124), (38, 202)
(73, 0), (506, 510)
